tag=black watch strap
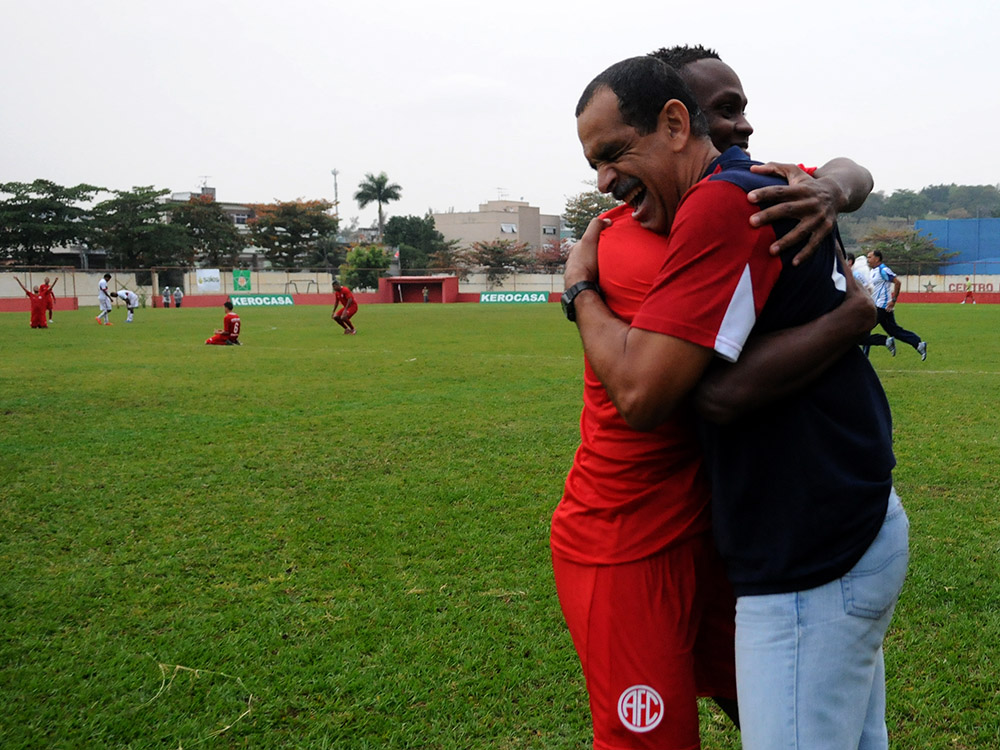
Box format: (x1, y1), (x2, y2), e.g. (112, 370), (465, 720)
(561, 280), (601, 321)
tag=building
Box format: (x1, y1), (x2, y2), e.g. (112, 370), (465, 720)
(432, 200), (561, 252)
(166, 186), (256, 232)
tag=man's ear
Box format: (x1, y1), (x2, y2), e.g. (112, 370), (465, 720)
(658, 99), (691, 152)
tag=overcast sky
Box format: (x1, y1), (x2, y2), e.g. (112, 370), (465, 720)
(4, 0), (997, 229)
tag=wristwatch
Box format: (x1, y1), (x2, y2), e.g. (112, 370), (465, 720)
(561, 280), (601, 322)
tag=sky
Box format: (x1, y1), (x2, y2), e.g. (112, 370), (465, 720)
(3, 0), (998, 229)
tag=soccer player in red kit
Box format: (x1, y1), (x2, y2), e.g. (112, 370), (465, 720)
(14, 278), (48, 328)
(38, 276), (58, 322)
(331, 281), (358, 334)
(205, 300), (242, 345)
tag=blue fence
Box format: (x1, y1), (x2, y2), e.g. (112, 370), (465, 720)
(916, 218), (1000, 275)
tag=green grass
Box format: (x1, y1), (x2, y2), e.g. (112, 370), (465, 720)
(1, 302), (998, 748)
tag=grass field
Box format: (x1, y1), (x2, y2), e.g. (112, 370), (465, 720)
(1, 302), (998, 749)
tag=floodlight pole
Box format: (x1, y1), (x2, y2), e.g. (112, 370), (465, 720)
(330, 169), (340, 219)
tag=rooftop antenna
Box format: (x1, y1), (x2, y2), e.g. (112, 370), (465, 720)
(496, 187), (508, 200)
(199, 175), (212, 188)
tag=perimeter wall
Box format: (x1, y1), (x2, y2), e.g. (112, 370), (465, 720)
(3, 268), (999, 311)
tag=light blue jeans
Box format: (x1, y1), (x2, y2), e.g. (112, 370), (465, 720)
(735, 489), (909, 750)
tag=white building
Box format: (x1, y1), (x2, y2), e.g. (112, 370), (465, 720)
(433, 200), (561, 252)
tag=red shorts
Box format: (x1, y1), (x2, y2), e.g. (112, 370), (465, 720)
(334, 303), (358, 320)
(552, 533), (736, 750)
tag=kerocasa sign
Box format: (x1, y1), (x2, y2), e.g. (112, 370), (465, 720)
(230, 294), (295, 306)
(479, 292), (549, 304)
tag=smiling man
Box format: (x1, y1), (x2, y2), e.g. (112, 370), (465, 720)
(561, 55), (908, 750)
(655, 44), (873, 261)
(678, 53), (752, 153)
(553, 47), (882, 750)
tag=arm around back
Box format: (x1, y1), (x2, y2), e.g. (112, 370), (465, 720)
(695, 265), (876, 424)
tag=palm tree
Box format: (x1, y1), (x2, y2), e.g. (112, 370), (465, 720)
(353, 172), (402, 242)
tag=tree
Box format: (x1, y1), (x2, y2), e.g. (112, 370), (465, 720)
(849, 190), (886, 221)
(946, 185), (1000, 218)
(861, 228), (958, 275)
(383, 212), (455, 271)
(882, 189), (931, 221)
(91, 186), (193, 268)
(918, 183), (1000, 218)
(530, 238), (572, 273)
(340, 245), (390, 290)
(919, 184), (953, 215)
(427, 238), (466, 275)
(247, 199), (338, 270)
(0, 179), (102, 264)
(169, 195), (245, 267)
(463, 239), (534, 288)
(354, 172), (401, 241)
(301, 235), (348, 271)
(563, 188), (619, 240)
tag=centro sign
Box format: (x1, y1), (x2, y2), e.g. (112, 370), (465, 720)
(479, 292), (549, 303)
(230, 295), (295, 306)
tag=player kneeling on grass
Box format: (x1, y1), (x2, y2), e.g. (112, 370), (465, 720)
(205, 300), (241, 345)
(14, 277), (49, 329)
(113, 289), (140, 323)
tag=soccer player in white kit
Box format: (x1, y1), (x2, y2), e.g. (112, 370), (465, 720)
(96, 274), (113, 325)
(114, 289), (140, 322)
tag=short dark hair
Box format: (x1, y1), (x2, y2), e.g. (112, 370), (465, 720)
(648, 44), (721, 70)
(103, 273), (112, 280)
(224, 300), (233, 311)
(846, 252), (856, 263)
(869, 250), (884, 261)
(576, 56), (708, 137)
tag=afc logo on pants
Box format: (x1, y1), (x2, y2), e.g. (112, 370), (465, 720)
(617, 684), (664, 733)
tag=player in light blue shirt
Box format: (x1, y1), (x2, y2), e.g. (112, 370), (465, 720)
(863, 250), (927, 361)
